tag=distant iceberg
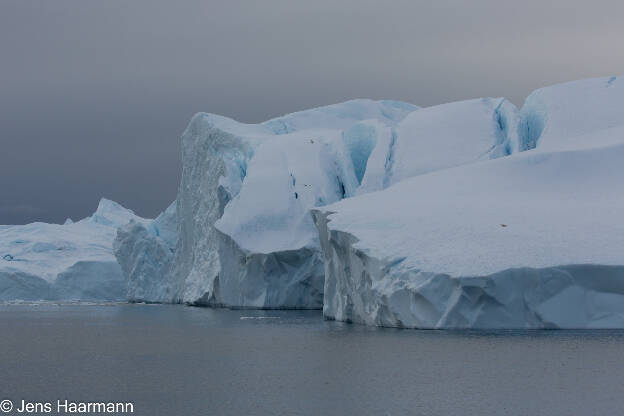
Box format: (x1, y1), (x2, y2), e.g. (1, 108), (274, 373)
(0, 198), (145, 301)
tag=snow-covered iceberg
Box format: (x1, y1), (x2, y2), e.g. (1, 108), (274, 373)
(0, 198), (145, 301)
(313, 76), (624, 329)
(169, 99), (420, 307)
(114, 99), (420, 306)
(116, 97), (520, 308)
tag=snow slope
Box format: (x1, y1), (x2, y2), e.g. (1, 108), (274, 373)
(313, 76), (624, 328)
(0, 199), (144, 301)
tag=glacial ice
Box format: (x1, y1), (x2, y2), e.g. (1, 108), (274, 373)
(118, 96), (521, 308)
(313, 76), (624, 328)
(111, 75), (624, 328)
(114, 202), (177, 302)
(169, 100), (418, 307)
(0, 198), (144, 301)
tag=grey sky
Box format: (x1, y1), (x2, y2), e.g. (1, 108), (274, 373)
(2, 0), (624, 224)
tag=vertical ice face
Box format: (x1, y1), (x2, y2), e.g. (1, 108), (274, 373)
(343, 122), (381, 185)
(114, 202), (177, 302)
(172, 113), (270, 304)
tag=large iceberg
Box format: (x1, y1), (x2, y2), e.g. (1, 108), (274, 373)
(114, 97), (519, 308)
(0, 198), (144, 301)
(313, 76), (624, 328)
(113, 76), (624, 327)
(118, 100), (420, 306)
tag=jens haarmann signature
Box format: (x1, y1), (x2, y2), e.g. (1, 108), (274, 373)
(1, 399), (134, 414)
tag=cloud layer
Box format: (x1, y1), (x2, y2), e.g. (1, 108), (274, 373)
(2, 0), (624, 223)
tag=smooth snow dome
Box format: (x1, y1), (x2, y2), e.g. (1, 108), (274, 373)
(356, 98), (519, 194)
(0, 198), (145, 300)
(519, 75), (624, 150)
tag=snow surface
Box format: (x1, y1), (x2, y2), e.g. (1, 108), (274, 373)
(518, 75), (624, 150)
(313, 76), (624, 328)
(357, 97), (518, 194)
(0, 198), (145, 301)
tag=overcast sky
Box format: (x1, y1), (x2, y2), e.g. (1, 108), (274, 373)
(2, 0), (624, 224)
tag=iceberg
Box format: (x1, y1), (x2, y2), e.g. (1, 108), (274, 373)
(0, 198), (145, 301)
(114, 97), (520, 308)
(313, 76), (624, 328)
(114, 100), (419, 305)
(169, 100), (419, 307)
(114, 75), (624, 327)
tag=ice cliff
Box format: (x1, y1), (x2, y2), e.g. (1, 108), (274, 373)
(0, 198), (145, 301)
(313, 76), (624, 328)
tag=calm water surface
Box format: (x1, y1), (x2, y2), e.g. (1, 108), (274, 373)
(1, 303), (624, 416)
